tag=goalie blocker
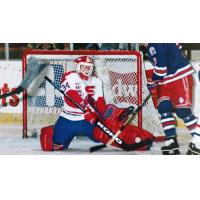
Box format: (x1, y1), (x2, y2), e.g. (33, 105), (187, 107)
(40, 104), (154, 151)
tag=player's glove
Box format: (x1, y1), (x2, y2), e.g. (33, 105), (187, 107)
(147, 80), (159, 108)
(147, 80), (158, 93)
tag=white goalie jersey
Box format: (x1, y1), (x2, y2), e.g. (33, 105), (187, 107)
(60, 71), (104, 121)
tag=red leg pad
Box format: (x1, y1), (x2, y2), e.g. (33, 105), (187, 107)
(40, 126), (54, 151)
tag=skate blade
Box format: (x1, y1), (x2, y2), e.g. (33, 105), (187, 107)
(162, 149), (180, 155)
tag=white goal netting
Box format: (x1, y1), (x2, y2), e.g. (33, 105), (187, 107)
(22, 50), (164, 138)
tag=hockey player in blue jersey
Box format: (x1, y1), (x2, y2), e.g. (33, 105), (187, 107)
(144, 43), (200, 155)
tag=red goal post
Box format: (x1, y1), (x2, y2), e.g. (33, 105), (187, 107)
(22, 50), (163, 138)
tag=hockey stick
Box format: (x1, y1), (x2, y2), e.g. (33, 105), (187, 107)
(89, 94), (152, 152)
(117, 106), (135, 122)
(45, 76), (153, 152)
(0, 57), (47, 99)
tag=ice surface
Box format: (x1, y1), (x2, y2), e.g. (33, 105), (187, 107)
(0, 125), (191, 155)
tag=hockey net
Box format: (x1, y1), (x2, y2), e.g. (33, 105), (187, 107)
(22, 50), (164, 138)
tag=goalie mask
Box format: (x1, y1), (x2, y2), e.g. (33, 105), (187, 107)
(74, 56), (94, 76)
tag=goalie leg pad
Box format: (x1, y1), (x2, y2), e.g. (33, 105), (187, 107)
(93, 121), (154, 151)
(93, 103), (154, 151)
(40, 126), (54, 151)
(93, 119), (123, 145)
(120, 125), (154, 151)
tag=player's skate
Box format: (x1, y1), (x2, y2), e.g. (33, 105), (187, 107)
(187, 143), (200, 155)
(161, 136), (180, 155)
(187, 135), (200, 155)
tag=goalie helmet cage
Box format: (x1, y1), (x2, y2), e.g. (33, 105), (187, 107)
(22, 50), (164, 138)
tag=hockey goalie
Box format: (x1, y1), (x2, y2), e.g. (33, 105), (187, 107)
(40, 56), (154, 152)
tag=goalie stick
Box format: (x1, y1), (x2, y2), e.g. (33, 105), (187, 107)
(44, 76), (154, 152)
(89, 94), (152, 152)
(0, 57), (46, 99)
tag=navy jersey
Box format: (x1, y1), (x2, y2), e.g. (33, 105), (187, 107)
(146, 43), (195, 84)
